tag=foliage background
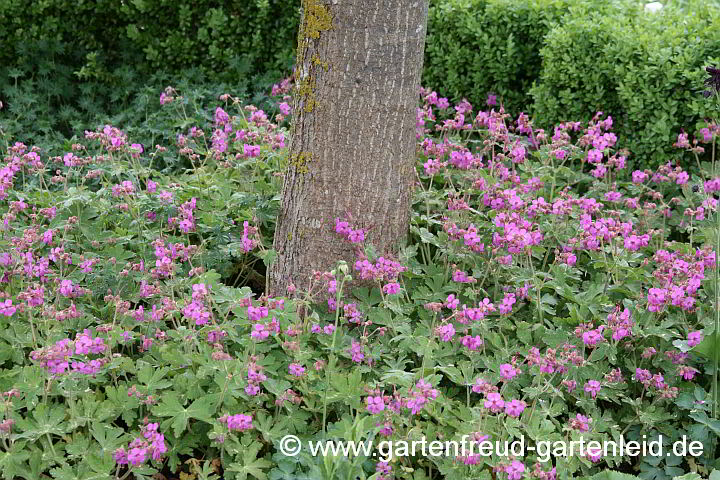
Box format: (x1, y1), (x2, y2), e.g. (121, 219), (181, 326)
(1, 0), (720, 169)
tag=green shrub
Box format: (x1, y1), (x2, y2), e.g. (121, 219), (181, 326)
(530, 1), (720, 167)
(0, 0), (299, 85)
(422, 0), (637, 115)
(113, 0), (299, 84)
(0, 0), (300, 143)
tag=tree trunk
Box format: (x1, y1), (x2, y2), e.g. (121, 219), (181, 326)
(270, 0), (428, 296)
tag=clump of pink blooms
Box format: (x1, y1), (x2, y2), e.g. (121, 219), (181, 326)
(113, 422), (167, 467)
(30, 329), (108, 375)
(220, 413), (254, 432)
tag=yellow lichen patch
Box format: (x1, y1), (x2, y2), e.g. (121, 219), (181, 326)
(289, 151), (312, 175)
(311, 54), (329, 72)
(296, 0), (333, 66)
(303, 0), (332, 40)
(294, 1), (332, 115)
(295, 76), (317, 113)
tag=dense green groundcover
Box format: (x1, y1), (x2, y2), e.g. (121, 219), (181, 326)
(1, 76), (720, 479)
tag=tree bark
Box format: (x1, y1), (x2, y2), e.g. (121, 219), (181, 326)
(270, 0), (428, 296)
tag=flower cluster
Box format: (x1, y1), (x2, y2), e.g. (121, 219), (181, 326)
(220, 413), (254, 432)
(113, 423), (167, 466)
(29, 330), (109, 375)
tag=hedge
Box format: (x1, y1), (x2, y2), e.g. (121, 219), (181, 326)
(0, 0), (300, 139)
(530, 1), (720, 167)
(422, 0), (641, 115)
(0, 0), (299, 86)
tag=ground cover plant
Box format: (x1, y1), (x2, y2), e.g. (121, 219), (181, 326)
(0, 68), (720, 480)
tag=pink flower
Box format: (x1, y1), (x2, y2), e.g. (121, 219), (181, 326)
(687, 330), (703, 347)
(504, 399), (526, 417)
(678, 366), (698, 380)
(366, 396), (385, 414)
(288, 363), (305, 377)
(587, 149), (603, 163)
(127, 447), (147, 466)
(699, 127), (713, 143)
(499, 363), (519, 381)
(484, 392), (504, 413)
(705, 178), (720, 193)
(506, 460), (525, 480)
(435, 323), (455, 342)
(0, 299), (16, 317)
(243, 144), (261, 157)
(383, 282), (401, 295)
(584, 380), (601, 398)
(498, 292), (516, 315)
(587, 447), (603, 462)
(445, 294), (460, 309)
(511, 145), (526, 164)
(452, 269), (475, 283)
(278, 102), (292, 115)
(632, 170), (648, 183)
(214, 107), (230, 125)
(674, 132), (690, 149)
(461, 335), (483, 351)
(251, 324), (270, 341)
(635, 368), (652, 383)
(348, 229), (365, 243)
(349, 341), (365, 363)
(570, 414), (590, 432)
(582, 329), (604, 346)
(59, 279), (76, 297)
(647, 288), (667, 312)
(676, 171), (689, 185)
(335, 218), (351, 236)
(563, 380), (577, 393)
(225, 413), (253, 431)
(591, 164), (607, 178)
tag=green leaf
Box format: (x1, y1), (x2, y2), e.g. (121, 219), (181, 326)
(689, 411), (720, 437)
(412, 226), (440, 246)
(13, 403), (69, 441)
(591, 471), (642, 480)
(259, 248), (277, 268)
(137, 362), (172, 391)
(152, 393), (217, 437)
(690, 330), (719, 360)
(263, 378), (292, 397)
(0, 442), (30, 479)
(90, 423), (125, 453)
(227, 441), (272, 480)
(672, 475), (702, 480)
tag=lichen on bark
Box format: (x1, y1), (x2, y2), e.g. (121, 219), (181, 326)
(289, 151), (312, 174)
(301, 0), (332, 41)
(311, 54), (329, 72)
(294, 77), (317, 113)
(295, 0), (333, 115)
